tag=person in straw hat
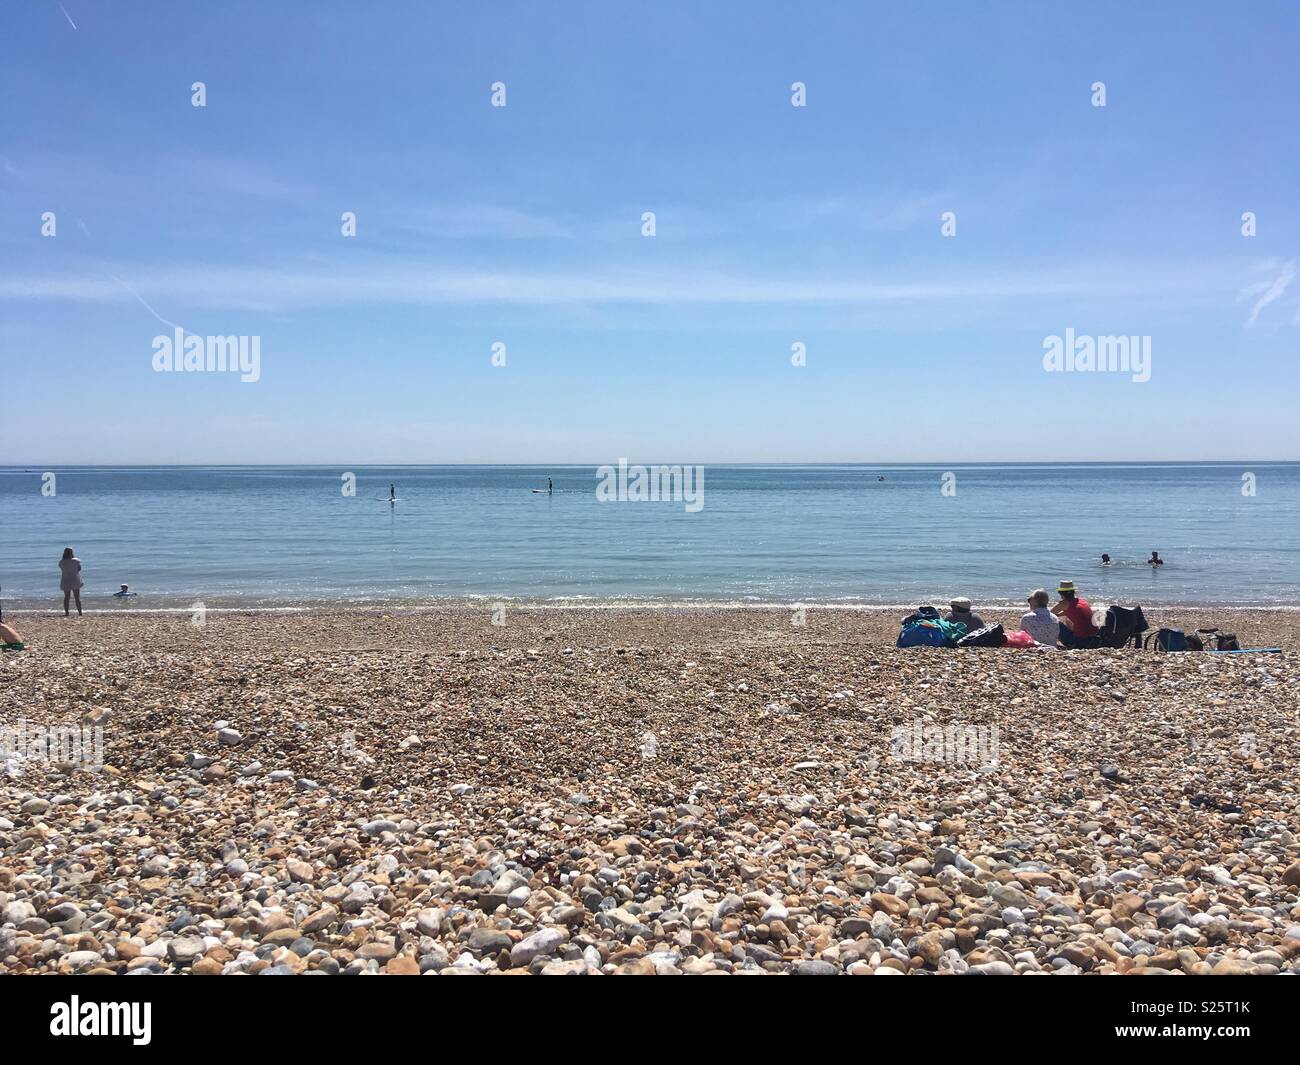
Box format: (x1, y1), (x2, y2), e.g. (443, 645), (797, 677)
(1051, 580), (1101, 649)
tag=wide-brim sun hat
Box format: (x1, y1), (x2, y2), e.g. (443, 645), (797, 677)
(1057, 580), (1077, 594)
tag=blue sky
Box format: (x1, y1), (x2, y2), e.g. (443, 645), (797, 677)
(2, 0), (1298, 463)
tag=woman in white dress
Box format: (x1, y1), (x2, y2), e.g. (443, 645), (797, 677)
(59, 547), (83, 617)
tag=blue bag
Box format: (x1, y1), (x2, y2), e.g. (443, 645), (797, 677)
(897, 618), (967, 648)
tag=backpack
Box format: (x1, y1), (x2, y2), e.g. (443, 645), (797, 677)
(956, 623), (1006, 648)
(1145, 628), (1189, 652)
(1098, 604), (1148, 649)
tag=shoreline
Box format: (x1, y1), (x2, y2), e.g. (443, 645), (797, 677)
(6, 598), (1300, 616)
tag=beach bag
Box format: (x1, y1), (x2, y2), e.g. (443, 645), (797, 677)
(900, 606), (941, 628)
(897, 620), (950, 648)
(939, 619), (969, 642)
(1004, 629), (1037, 648)
(1190, 628), (1239, 652)
(1098, 604), (1148, 649)
(956, 623), (1006, 648)
(897, 617), (967, 648)
(1145, 628), (1189, 652)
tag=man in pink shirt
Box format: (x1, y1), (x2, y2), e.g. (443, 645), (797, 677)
(1052, 580), (1101, 649)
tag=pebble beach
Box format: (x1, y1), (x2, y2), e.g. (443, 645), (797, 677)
(2, 606), (1298, 976)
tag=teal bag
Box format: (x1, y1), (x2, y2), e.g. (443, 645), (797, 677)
(897, 618), (967, 648)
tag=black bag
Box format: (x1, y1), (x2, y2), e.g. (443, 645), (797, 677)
(1098, 604), (1148, 649)
(1192, 627), (1240, 652)
(1145, 628), (1189, 652)
(956, 623), (1005, 648)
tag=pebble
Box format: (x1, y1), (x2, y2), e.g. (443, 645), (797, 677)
(167, 937), (205, 965)
(511, 928), (566, 967)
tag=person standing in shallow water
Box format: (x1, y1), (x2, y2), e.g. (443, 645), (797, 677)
(58, 547), (83, 617)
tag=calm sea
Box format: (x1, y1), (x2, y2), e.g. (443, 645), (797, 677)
(1, 464), (1297, 610)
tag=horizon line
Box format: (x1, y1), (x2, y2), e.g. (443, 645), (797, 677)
(2, 459), (1297, 469)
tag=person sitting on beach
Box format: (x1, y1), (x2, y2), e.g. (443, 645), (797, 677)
(1019, 589), (1059, 648)
(1052, 580), (1100, 649)
(945, 597), (984, 631)
(112, 584), (137, 598)
(1101, 553), (1111, 566)
(1148, 551), (1163, 566)
(58, 547), (83, 618)
(0, 618), (24, 650)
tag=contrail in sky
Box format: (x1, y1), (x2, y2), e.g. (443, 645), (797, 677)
(109, 274), (186, 332)
(58, 4), (77, 30)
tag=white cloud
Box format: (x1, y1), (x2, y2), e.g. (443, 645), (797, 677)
(0, 256), (1237, 314)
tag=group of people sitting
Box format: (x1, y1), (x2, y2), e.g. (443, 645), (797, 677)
(942, 580), (1101, 649)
